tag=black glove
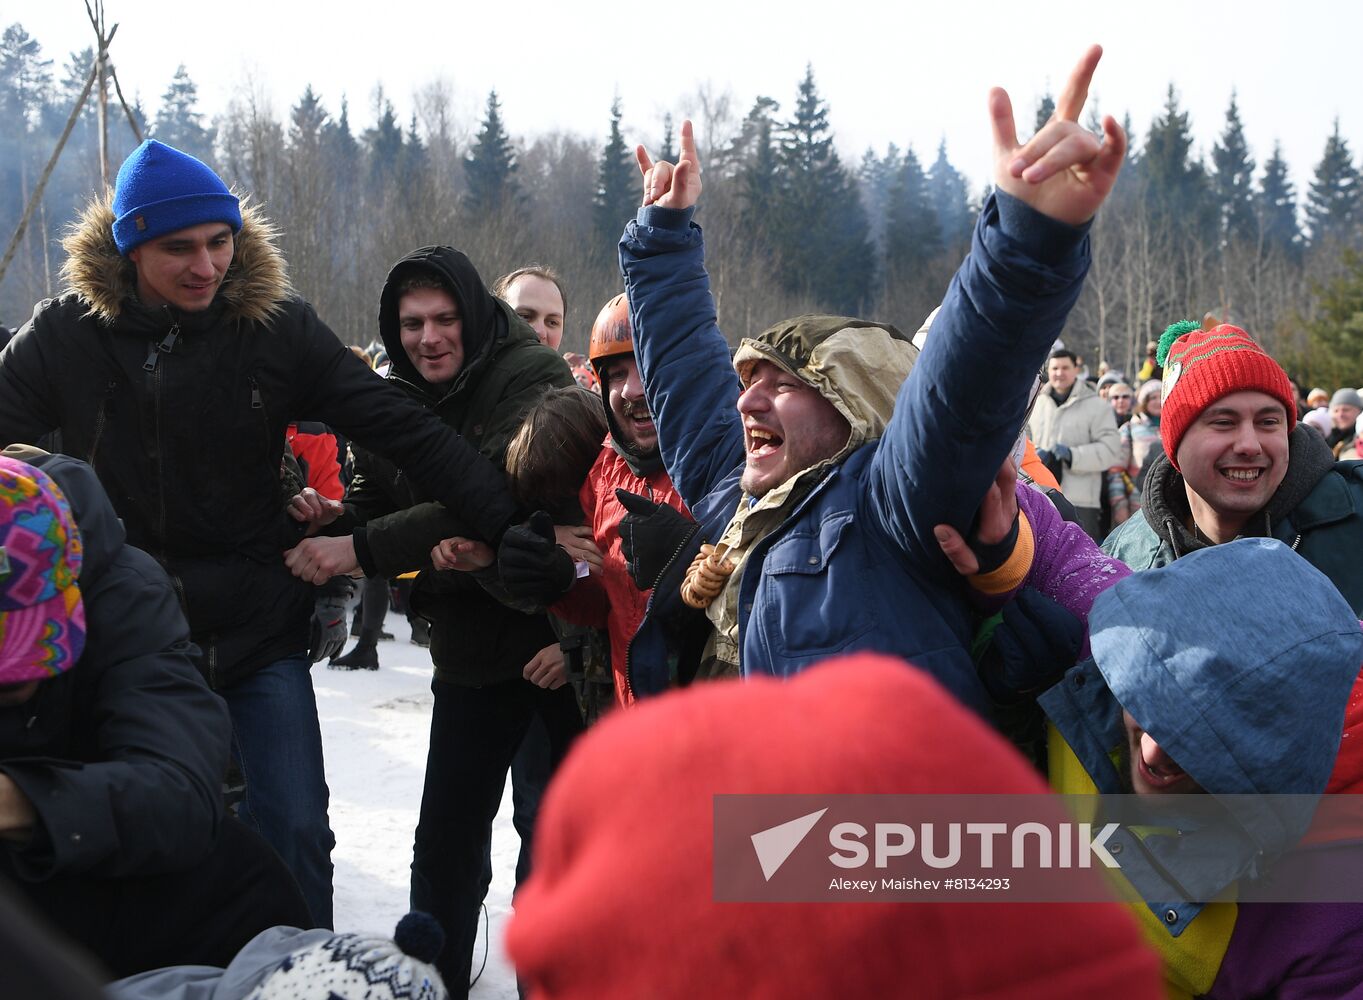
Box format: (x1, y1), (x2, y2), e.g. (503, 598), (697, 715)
(1051, 443), (1073, 466)
(1034, 448), (1065, 485)
(308, 594), (349, 664)
(977, 587), (1085, 704)
(616, 488), (699, 592)
(498, 511), (576, 605)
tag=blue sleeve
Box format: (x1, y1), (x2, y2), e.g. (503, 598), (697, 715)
(620, 206), (746, 511)
(865, 191), (1091, 576)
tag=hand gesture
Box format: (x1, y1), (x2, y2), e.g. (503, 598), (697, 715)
(523, 643), (568, 690)
(284, 535), (361, 585)
(288, 487), (344, 537)
(554, 524), (603, 574)
(431, 536), (495, 572)
(934, 457), (1020, 576)
(991, 45), (1126, 226)
(636, 119), (702, 211)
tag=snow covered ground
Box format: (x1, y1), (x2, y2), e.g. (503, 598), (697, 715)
(316, 610), (519, 998)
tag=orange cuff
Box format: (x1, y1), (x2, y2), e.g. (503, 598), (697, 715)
(968, 511), (1033, 596)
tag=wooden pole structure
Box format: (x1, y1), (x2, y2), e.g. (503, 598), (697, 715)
(86, 0), (110, 185)
(0, 62), (99, 289)
(110, 63), (142, 143)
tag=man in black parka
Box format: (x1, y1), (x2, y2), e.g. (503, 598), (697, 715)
(0, 140), (517, 929)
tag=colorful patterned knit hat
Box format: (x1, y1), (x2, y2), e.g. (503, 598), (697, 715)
(246, 912), (447, 1000)
(1155, 320), (1296, 472)
(0, 458), (85, 684)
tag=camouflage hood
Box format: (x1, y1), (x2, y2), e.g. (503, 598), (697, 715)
(732, 314), (919, 458)
(59, 190), (292, 326)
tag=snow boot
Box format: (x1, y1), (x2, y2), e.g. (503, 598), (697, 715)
(410, 617), (431, 648)
(329, 629), (380, 670)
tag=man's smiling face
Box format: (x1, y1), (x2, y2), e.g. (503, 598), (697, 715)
(1119, 709), (1204, 795)
(398, 286), (464, 387)
(738, 360), (850, 498)
(1176, 390), (1289, 533)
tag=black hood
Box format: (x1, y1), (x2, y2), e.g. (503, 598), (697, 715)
(378, 246), (503, 392)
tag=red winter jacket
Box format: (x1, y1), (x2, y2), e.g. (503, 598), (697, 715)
(287, 422), (343, 501)
(552, 439), (689, 707)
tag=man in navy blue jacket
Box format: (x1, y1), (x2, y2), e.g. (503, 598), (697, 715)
(617, 47), (1126, 711)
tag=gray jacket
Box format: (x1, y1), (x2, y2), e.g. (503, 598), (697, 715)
(1027, 378), (1121, 509)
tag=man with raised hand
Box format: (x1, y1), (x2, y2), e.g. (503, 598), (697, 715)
(614, 48), (1124, 710)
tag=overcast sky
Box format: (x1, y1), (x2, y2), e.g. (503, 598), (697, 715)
(7, 0), (1356, 197)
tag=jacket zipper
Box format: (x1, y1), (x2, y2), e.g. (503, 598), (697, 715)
(143, 318), (179, 577)
(206, 633), (219, 689)
(86, 379), (119, 464)
(247, 375), (273, 460)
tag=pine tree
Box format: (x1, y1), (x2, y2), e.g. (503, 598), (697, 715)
(927, 139), (973, 249)
(771, 65), (873, 313)
(1256, 141), (1300, 256)
(0, 24), (52, 144)
(884, 145), (941, 274)
(463, 90), (519, 219)
(153, 65), (216, 163)
(364, 91), (404, 186)
(858, 144), (900, 254)
(592, 97), (637, 254)
(1305, 118), (1361, 245)
(1141, 84), (1213, 235)
(289, 85), (328, 146)
(399, 113), (428, 191)
(1303, 249), (1363, 387)
(1210, 93), (1256, 245)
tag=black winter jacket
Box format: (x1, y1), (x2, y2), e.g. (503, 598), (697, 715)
(341, 247), (573, 686)
(0, 449), (231, 881)
(0, 199), (516, 687)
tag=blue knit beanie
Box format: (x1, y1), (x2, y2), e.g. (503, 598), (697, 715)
(112, 140), (242, 255)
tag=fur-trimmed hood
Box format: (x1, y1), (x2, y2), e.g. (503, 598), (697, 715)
(59, 191), (292, 325)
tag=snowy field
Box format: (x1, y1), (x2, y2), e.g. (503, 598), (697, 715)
(316, 610), (519, 998)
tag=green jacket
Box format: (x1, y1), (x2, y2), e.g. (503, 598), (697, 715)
(344, 246), (573, 685)
(1103, 424), (1363, 614)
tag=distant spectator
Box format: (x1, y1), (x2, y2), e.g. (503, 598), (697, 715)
(1328, 388), (1363, 456)
(493, 266), (567, 351)
(1307, 386), (1330, 409)
(1028, 348), (1122, 540)
(1136, 339), (1161, 382)
(1302, 406), (1332, 437)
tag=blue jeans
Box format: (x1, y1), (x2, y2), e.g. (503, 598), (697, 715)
(220, 654), (335, 929)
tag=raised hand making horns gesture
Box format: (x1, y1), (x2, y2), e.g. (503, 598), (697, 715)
(991, 44), (1127, 226)
(636, 119), (702, 212)
(635, 46), (1125, 229)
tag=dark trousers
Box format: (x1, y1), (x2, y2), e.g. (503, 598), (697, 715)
(478, 714), (552, 900)
(411, 676), (583, 997)
(0, 817), (310, 979)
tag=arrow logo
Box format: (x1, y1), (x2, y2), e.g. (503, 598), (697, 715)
(750, 808), (828, 881)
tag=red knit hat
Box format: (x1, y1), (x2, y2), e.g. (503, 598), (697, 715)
(1156, 320), (1297, 472)
(506, 655), (1162, 999)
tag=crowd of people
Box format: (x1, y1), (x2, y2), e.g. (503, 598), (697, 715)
(1, 45), (1361, 999)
